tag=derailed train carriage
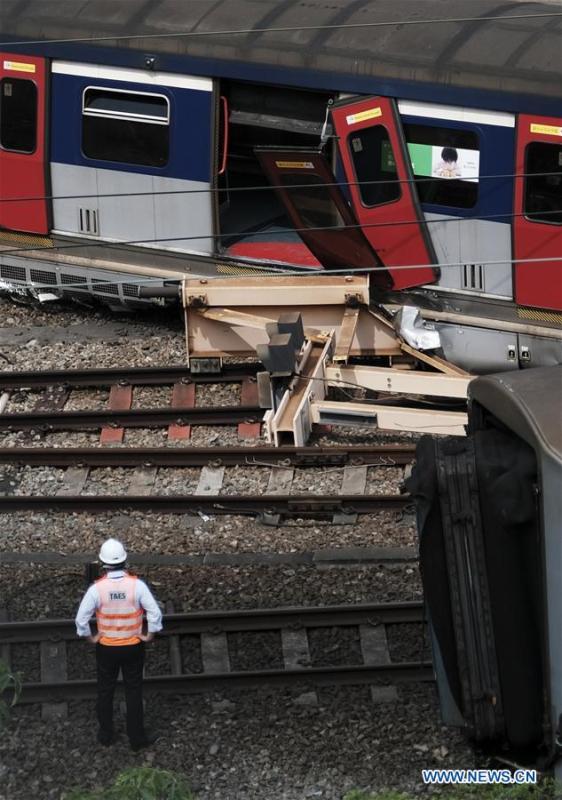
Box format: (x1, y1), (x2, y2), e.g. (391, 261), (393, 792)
(408, 366), (562, 772)
(0, 0), (560, 374)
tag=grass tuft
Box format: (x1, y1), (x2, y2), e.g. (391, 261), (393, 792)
(63, 766), (194, 800)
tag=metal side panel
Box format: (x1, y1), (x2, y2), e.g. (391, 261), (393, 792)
(436, 323), (518, 373)
(424, 213), (461, 284)
(51, 164), (214, 255)
(153, 176), (213, 254)
(426, 213), (512, 297)
(542, 457), (562, 779)
(458, 219), (512, 297)
(467, 366), (562, 764)
(51, 163), (98, 235)
(518, 333), (562, 369)
(95, 168), (156, 244)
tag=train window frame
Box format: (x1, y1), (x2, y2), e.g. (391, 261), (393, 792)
(402, 123), (480, 210)
(81, 86), (170, 168)
(524, 141), (562, 226)
(347, 125), (402, 209)
(0, 77), (38, 154)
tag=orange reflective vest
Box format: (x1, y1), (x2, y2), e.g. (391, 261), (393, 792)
(95, 574), (143, 646)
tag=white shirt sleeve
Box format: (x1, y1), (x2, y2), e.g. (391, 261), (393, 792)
(136, 580), (163, 633)
(75, 585), (100, 637)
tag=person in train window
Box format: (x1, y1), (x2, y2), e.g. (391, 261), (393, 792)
(434, 146), (462, 179)
(75, 538), (163, 751)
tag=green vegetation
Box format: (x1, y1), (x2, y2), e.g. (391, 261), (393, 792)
(344, 779), (561, 800)
(345, 792), (399, 799)
(0, 659), (22, 729)
(63, 766), (194, 800)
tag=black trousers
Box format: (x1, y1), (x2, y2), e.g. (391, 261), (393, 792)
(96, 641), (145, 746)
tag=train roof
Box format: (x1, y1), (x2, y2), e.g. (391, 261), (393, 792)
(1, 1), (561, 114)
(470, 366), (562, 467)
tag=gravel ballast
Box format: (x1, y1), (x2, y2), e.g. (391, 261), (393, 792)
(0, 297), (478, 799)
(1, 685), (476, 800)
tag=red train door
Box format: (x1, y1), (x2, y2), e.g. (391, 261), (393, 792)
(330, 96), (438, 289)
(0, 54), (49, 234)
(513, 114), (562, 311)
(255, 148), (391, 284)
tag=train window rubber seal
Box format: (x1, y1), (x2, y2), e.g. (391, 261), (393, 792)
(347, 124), (402, 209)
(82, 86), (170, 124)
(81, 86), (170, 168)
(523, 141), (562, 226)
(0, 77), (38, 154)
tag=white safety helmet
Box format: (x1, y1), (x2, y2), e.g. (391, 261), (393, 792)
(98, 538), (127, 566)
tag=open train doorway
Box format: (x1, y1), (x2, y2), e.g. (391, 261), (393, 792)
(216, 81), (336, 268)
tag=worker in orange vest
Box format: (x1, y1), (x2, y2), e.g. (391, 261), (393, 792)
(75, 538), (163, 750)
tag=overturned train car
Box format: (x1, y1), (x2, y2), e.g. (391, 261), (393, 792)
(408, 366), (562, 769)
(0, 1), (560, 374)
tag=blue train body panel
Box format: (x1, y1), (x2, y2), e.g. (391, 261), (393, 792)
(51, 73), (212, 183)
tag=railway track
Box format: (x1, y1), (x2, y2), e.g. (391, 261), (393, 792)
(0, 370), (423, 706)
(0, 364), (260, 390)
(0, 545), (418, 568)
(0, 492), (409, 516)
(0, 602), (432, 704)
(0, 362), (263, 438)
(0, 443), (414, 519)
(0, 405), (263, 432)
(0, 444), (415, 468)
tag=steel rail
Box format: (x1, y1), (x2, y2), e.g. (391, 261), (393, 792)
(16, 662), (434, 702)
(0, 405), (263, 431)
(0, 601), (425, 643)
(0, 363), (260, 390)
(0, 444), (416, 468)
(0, 492), (410, 515)
(0, 546), (419, 567)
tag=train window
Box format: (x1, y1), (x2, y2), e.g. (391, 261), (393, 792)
(524, 142), (562, 225)
(279, 172), (345, 229)
(82, 87), (169, 168)
(348, 126), (401, 207)
(402, 124), (479, 208)
(0, 78), (37, 153)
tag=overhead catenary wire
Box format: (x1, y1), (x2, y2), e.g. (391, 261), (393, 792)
(1, 207), (560, 260)
(1, 14), (559, 242)
(2, 11), (561, 49)
(0, 170), (558, 205)
(3, 255), (561, 294)
(0, 15), (559, 310)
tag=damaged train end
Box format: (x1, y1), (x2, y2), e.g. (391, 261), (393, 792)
(407, 366), (562, 771)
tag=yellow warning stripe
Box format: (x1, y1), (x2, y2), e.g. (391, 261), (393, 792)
(0, 230), (54, 248)
(517, 305), (562, 324)
(217, 264), (271, 276)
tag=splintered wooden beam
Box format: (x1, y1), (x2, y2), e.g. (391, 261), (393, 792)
(325, 364), (471, 398)
(398, 341), (471, 377)
(195, 307), (324, 340)
(311, 401), (468, 436)
(333, 307), (360, 363)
